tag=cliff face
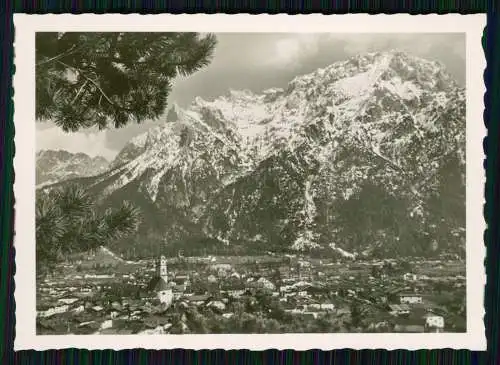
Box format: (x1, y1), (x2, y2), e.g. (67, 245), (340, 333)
(46, 51), (465, 257)
(36, 150), (109, 187)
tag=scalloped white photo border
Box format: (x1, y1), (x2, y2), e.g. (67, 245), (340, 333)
(13, 13), (487, 351)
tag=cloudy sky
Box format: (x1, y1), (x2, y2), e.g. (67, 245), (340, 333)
(37, 33), (465, 161)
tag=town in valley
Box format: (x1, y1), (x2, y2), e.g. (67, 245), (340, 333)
(36, 248), (465, 335)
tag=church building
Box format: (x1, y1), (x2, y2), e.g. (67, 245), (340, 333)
(147, 255), (173, 306)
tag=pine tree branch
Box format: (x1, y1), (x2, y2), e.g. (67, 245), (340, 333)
(38, 33), (216, 130)
(56, 60), (118, 108)
(36, 45), (79, 66)
(71, 80), (88, 104)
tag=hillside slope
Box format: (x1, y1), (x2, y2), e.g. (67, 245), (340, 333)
(42, 51), (466, 258)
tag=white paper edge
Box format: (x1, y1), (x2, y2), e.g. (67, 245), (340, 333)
(12, 13), (487, 351)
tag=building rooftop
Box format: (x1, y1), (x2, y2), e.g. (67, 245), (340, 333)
(148, 277), (170, 291)
(186, 295), (211, 302)
(389, 304), (411, 312)
(171, 284), (186, 292)
(394, 324), (425, 333)
(398, 293), (422, 297)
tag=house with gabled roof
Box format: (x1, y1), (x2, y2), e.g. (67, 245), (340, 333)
(425, 315), (445, 332)
(186, 294), (212, 306)
(388, 304), (411, 316)
(398, 293), (423, 304)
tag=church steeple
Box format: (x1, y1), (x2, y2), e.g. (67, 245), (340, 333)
(151, 254), (173, 306)
(156, 255), (168, 282)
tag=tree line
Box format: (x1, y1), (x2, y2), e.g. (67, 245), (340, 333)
(36, 32), (217, 271)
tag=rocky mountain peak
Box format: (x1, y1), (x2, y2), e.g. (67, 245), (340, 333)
(36, 149), (109, 187)
(52, 50), (465, 258)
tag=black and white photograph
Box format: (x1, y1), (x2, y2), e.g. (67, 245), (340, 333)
(14, 14), (486, 350)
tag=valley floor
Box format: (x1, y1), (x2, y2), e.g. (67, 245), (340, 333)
(36, 255), (466, 335)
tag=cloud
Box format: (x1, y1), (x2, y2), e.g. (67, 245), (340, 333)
(257, 33), (465, 74)
(337, 34), (431, 56)
(36, 125), (118, 161)
(262, 34), (321, 68)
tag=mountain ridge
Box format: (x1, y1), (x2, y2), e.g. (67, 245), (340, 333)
(36, 149), (109, 187)
(39, 50), (466, 258)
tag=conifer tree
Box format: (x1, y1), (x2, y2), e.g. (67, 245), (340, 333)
(36, 32), (217, 131)
(36, 185), (140, 273)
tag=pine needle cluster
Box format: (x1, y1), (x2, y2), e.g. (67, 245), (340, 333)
(36, 185), (141, 272)
(36, 32), (217, 131)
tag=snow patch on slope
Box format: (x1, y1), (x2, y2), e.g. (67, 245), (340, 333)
(83, 51), (464, 256)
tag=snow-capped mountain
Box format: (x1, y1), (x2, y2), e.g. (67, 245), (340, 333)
(53, 50), (466, 257)
(36, 150), (109, 187)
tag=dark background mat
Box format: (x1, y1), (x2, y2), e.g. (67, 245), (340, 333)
(0, 1), (497, 364)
